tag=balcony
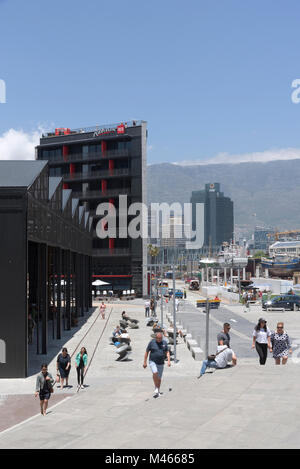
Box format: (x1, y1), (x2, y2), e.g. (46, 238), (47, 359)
(64, 168), (130, 182)
(72, 188), (130, 200)
(42, 149), (130, 164)
(93, 248), (130, 257)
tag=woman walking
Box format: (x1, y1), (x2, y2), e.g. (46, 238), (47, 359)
(56, 347), (71, 389)
(75, 347), (88, 389)
(35, 364), (55, 416)
(271, 322), (293, 365)
(251, 318), (272, 365)
(100, 302), (106, 319)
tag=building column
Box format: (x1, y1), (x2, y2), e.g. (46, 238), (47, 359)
(243, 267), (246, 281)
(224, 267), (227, 284)
(56, 247), (62, 340)
(38, 243), (48, 355)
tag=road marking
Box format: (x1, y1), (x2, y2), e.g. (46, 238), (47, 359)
(230, 319), (237, 323)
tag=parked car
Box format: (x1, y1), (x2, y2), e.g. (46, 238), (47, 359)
(262, 294), (300, 311)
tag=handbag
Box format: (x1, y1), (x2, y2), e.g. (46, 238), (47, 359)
(207, 346), (228, 361)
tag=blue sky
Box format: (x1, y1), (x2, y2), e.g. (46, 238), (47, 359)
(1, 0), (300, 164)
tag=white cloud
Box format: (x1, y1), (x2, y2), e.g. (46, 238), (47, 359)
(175, 147), (300, 166)
(0, 128), (42, 161)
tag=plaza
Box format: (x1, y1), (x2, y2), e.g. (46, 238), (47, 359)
(0, 287), (300, 449)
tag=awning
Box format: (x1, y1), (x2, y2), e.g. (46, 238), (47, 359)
(92, 279), (111, 286)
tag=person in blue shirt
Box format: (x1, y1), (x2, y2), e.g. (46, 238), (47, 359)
(143, 332), (170, 398)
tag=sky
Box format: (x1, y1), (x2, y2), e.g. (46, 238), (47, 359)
(1, 0), (300, 165)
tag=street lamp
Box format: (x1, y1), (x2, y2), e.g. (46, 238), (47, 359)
(199, 257), (217, 359)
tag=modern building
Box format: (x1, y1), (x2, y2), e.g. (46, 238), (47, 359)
(254, 226), (274, 251)
(36, 121), (147, 297)
(0, 161), (93, 378)
(190, 183), (234, 253)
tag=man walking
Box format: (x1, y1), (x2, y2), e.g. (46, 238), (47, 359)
(143, 332), (170, 398)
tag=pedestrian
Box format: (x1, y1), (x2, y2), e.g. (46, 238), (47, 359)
(271, 322), (292, 365)
(175, 298), (179, 312)
(150, 298), (155, 317)
(56, 347), (71, 389)
(100, 301), (106, 319)
(251, 318), (272, 365)
(28, 312), (36, 345)
(198, 345), (236, 378)
(217, 323), (237, 364)
(35, 363), (55, 416)
(184, 289), (187, 299)
(143, 332), (170, 398)
(145, 299), (150, 317)
(217, 323), (231, 347)
(75, 347), (88, 389)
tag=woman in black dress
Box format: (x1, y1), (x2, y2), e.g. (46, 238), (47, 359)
(56, 348), (71, 390)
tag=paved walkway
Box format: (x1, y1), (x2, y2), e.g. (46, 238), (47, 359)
(1, 293), (300, 448)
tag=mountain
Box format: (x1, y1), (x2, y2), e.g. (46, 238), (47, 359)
(146, 159), (300, 232)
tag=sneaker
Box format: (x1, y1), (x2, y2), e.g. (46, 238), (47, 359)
(80, 385), (85, 389)
(153, 392), (160, 398)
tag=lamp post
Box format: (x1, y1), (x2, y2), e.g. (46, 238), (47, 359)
(200, 257), (217, 359)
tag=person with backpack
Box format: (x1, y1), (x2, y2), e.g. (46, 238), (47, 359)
(35, 364), (55, 416)
(75, 347), (88, 389)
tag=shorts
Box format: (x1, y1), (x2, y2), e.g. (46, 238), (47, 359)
(149, 361), (164, 378)
(39, 390), (51, 401)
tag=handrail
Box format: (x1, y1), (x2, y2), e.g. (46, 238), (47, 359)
(42, 120), (145, 138)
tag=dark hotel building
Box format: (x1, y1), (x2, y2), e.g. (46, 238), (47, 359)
(36, 121), (147, 297)
(0, 161), (93, 378)
(191, 183), (234, 252)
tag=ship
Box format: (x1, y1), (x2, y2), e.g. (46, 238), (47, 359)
(217, 242), (248, 268)
(261, 241), (300, 277)
(261, 256), (300, 277)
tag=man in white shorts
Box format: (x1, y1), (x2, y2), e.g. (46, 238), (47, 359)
(143, 332), (171, 398)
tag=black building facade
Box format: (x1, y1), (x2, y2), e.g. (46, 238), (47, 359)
(0, 161), (93, 378)
(36, 121), (147, 297)
(191, 183), (234, 252)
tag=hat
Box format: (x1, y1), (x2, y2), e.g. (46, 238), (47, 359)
(258, 317), (267, 323)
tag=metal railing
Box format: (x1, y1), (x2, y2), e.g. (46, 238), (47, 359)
(41, 149), (130, 163)
(72, 188), (130, 199)
(42, 120), (145, 138)
(64, 168), (130, 181)
(93, 248), (130, 257)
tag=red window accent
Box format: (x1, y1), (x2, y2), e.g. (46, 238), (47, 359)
(101, 179), (107, 194)
(62, 145), (69, 162)
(63, 183), (69, 189)
(101, 140), (107, 156)
(109, 238), (115, 250)
(69, 163), (75, 178)
(109, 159), (114, 174)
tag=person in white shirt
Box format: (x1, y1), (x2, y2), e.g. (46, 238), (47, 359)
(145, 300), (150, 317)
(251, 318), (272, 365)
(198, 345), (236, 378)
